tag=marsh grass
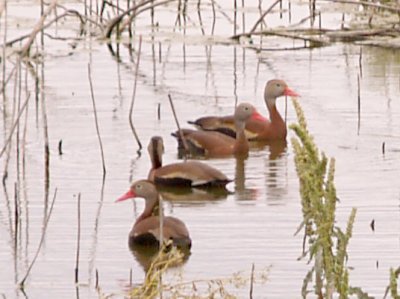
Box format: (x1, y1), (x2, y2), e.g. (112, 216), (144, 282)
(290, 98), (364, 299)
(127, 242), (269, 298)
(384, 267), (400, 299)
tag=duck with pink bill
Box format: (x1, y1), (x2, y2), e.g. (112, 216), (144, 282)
(188, 79), (299, 141)
(116, 180), (192, 250)
(172, 102), (265, 158)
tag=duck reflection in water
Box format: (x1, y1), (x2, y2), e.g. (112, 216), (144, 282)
(235, 140), (287, 201)
(116, 180), (191, 272)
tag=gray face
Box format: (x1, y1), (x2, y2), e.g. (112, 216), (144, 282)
(234, 103), (255, 123)
(265, 79), (287, 99)
(132, 180), (156, 198)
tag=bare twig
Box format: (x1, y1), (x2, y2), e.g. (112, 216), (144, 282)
(128, 36), (143, 154)
(19, 188), (58, 288)
(88, 63), (107, 178)
(105, 0), (174, 39)
(246, 0), (280, 37)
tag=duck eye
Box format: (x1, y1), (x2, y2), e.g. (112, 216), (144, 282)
(276, 83), (281, 88)
(136, 184), (142, 190)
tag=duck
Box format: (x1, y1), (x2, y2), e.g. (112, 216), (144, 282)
(147, 136), (231, 188)
(172, 103), (265, 158)
(116, 180), (191, 250)
(188, 79), (299, 141)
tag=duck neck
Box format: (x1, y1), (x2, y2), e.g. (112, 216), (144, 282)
(150, 146), (162, 170)
(266, 97), (285, 124)
(234, 121), (249, 157)
(135, 193), (160, 225)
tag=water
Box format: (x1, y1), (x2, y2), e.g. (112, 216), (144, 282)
(1, 1), (400, 298)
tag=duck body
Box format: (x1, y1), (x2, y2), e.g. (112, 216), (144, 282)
(129, 215), (191, 249)
(117, 180), (191, 250)
(189, 79), (298, 141)
(172, 103), (264, 158)
(189, 114), (285, 141)
(172, 128), (241, 158)
(147, 136), (231, 187)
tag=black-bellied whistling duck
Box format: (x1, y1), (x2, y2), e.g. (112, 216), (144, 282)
(116, 180), (191, 250)
(172, 103), (265, 158)
(188, 79), (299, 141)
(147, 136), (231, 187)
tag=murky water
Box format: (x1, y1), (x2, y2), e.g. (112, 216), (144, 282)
(1, 1), (400, 298)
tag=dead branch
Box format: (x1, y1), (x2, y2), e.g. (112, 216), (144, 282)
(326, 28), (398, 42)
(321, 0), (400, 14)
(4, 10), (86, 48)
(104, 0), (176, 39)
(232, 0), (281, 40)
(19, 0), (58, 57)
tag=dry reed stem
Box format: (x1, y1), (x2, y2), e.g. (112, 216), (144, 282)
(0, 93), (30, 159)
(167, 94), (189, 158)
(119, 0), (176, 36)
(249, 263), (255, 299)
(0, 1), (6, 17)
(19, 188), (58, 288)
(1, 3), (8, 128)
(128, 36), (143, 154)
(75, 193), (81, 284)
(38, 41), (50, 201)
(4, 10), (87, 48)
(249, 0), (280, 35)
(88, 63), (107, 179)
(105, 0), (167, 38)
(14, 183), (19, 250)
(18, 0), (57, 57)
(321, 0), (400, 14)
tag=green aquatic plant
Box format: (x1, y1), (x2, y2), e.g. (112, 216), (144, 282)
(384, 267), (400, 299)
(290, 98), (359, 299)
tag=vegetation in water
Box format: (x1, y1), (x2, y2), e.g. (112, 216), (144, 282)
(124, 242), (269, 298)
(384, 267), (400, 299)
(290, 98), (364, 299)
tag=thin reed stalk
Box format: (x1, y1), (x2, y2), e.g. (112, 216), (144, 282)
(0, 92), (30, 159)
(14, 183), (19, 250)
(19, 188), (58, 288)
(87, 63), (107, 179)
(75, 193), (81, 284)
(168, 94), (188, 158)
(249, 263), (255, 299)
(128, 36), (143, 154)
(249, 0), (280, 35)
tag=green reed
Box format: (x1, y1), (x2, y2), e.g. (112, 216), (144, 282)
(290, 98), (358, 299)
(384, 267), (400, 299)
